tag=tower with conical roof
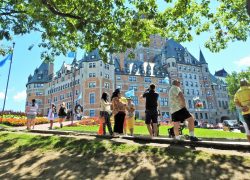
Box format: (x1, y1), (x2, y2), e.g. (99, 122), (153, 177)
(26, 62), (54, 115)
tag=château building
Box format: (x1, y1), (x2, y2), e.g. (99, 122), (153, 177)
(26, 35), (235, 123)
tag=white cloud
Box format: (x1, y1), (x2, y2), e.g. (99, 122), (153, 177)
(13, 90), (26, 102)
(234, 56), (250, 67)
(0, 92), (4, 99)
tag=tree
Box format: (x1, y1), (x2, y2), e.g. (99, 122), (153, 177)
(226, 67), (250, 111)
(1, 0), (250, 62)
(247, 0), (250, 16)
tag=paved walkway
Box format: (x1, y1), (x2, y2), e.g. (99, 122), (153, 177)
(11, 120), (78, 131)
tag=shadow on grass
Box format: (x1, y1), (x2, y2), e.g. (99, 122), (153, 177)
(0, 132), (249, 179)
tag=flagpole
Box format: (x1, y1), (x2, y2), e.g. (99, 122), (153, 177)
(2, 42), (15, 113)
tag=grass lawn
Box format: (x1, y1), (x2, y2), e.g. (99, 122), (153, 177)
(0, 131), (250, 179)
(60, 125), (246, 139)
(0, 123), (12, 128)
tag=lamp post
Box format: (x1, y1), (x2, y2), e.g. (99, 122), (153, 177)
(71, 60), (78, 124)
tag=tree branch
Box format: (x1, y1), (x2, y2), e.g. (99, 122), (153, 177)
(41, 0), (82, 20)
(0, 10), (27, 16)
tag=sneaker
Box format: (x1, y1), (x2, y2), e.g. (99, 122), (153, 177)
(175, 135), (185, 141)
(190, 136), (201, 142)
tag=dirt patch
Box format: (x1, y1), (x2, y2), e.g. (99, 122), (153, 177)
(0, 132), (250, 179)
(0, 148), (249, 179)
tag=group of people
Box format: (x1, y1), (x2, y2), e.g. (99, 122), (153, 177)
(100, 90), (136, 136)
(100, 81), (200, 141)
(26, 101), (69, 130)
(25, 78), (250, 143)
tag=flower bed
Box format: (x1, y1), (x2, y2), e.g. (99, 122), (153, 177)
(0, 116), (49, 126)
(66, 117), (100, 127)
(0, 110), (43, 117)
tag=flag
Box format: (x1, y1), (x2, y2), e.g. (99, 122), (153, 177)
(163, 113), (169, 119)
(0, 54), (12, 67)
(163, 77), (169, 84)
(77, 93), (82, 100)
(28, 44), (34, 51)
(125, 89), (134, 98)
(68, 51), (76, 58)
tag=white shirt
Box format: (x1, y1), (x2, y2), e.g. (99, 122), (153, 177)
(100, 99), (112, 114)
(169, 85), (182, 114)
(47, 108), (55, 120)
(27, 104), (38, 115)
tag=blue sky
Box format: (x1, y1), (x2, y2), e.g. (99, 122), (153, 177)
(0, 2), (250, 112)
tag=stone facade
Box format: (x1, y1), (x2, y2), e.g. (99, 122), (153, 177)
(26, 36), (235, 123)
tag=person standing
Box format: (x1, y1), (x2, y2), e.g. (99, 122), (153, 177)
(48, 103), (56, 130)
(141, 84), (159, 137)
(126, 97), (135, 136)
(75, 103), (83, 120)
(58, 102), (67, 128)
(112, 89), (126, 135)
(26, 99), (38, 130)
(169, 79), (199, 141)
(100, 92), (113, 135)
(234, 79), (250, 142)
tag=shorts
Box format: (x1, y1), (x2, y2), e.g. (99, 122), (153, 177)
(243, 114), (250, 131)
(58, 116), (66, 119)
(145, 110), (158, 125)
(27, 114), (36, 120)
(171, 107), (192, 123)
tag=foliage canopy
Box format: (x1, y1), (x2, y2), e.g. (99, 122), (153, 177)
(0, 0), (250, 61)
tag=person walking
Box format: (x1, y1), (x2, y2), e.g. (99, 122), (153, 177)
(58, 102), (67, 128)
(169, 79), (200, 141)
(126, 97), (135, 136)
(26, 99), (38, 130)
(234, 79), (250, 142)
(112, 89), (126, 135)
(100, 92), (113, 135)
(141, 84), (159, 137)
(48, 103), (56, 130)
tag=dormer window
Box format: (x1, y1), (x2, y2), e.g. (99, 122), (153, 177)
(37, 74), (42, 80)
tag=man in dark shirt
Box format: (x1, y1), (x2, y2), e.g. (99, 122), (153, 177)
(141, 83), (159, 137)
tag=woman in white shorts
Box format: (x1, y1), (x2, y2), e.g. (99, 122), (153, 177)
(26, 99), (38, 130)
(48, 104), (56, 130)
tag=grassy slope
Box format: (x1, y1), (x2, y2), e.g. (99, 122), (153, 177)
(0, 124), (12, 128)
(60, 125), (246, 139)
(0, 131), (250, 179)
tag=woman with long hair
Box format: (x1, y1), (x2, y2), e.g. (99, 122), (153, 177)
(112, 89), (126, 135)
(48, 103), (56, 130)
(26, 99), (38, 130)
(100, 92), (113, 135)
(58, 102), (67, 128)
